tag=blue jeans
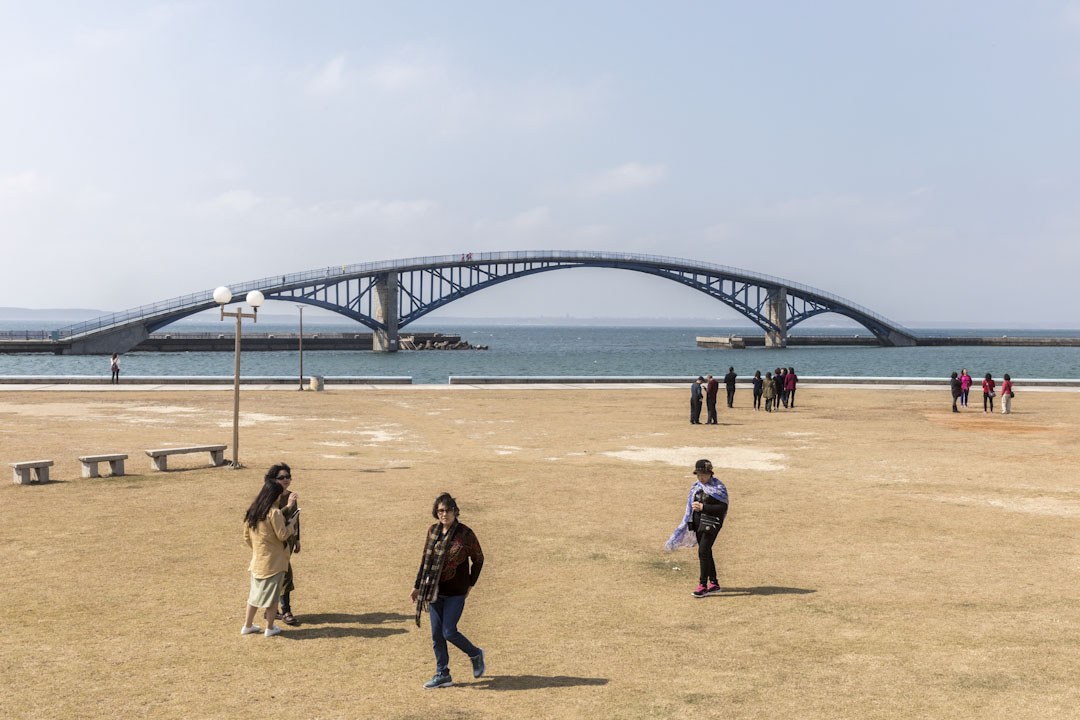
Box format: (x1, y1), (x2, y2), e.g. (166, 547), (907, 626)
(429, 594), (480, 674)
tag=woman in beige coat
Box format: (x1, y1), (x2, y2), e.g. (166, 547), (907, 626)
(241, 481), (298, 637)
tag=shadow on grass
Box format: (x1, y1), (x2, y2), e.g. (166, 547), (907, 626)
(718, 586), (816, 596)
(301, 611), (413, 625)
(470, 675), (609, 691)
(281, 626), (407, 640)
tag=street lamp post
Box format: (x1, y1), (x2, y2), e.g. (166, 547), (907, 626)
(214, 286), (264, 468)
(296, 304), (305, 390)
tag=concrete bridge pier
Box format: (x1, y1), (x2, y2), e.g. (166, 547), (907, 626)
(372, 272), (399, 353)
(766, 288), (787, 348)
(65, 324), (149, 355)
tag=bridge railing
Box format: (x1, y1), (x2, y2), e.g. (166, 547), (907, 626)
(54, 250), (911, 339)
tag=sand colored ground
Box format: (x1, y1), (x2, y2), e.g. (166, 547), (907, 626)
(1, 386), (1078, 719)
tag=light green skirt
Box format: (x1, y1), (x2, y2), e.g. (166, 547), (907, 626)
(248, 572), (285, 608)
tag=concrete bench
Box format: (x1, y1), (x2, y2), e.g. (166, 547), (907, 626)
(145, 445), (227, 471)
(78, 453), (128, 478)
(10, 460), (53, 484)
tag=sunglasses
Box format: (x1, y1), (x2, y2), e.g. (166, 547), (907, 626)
(277, 474), (291, 480)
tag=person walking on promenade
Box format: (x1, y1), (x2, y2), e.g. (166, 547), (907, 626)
(785, 367), (799, 407)
(773, 368), (785, 410)
(723, 366), (737, 408)
(666, 459), (729, 598)
(950, 372), (962, 413)
(241, 480), (298, 637)
(411, 493), (485, 689)
(960, 369), (972, 408)
(267, 463), (301, 626)
(705, 374), (719, 424)
(110, 353), (120, 384)
(690, 376), (704, 424)
(752, 370), (764, 411)
(1001, 373), (1013, 414)
(982, 373), (996, 414)
(763, 371), (776, 412)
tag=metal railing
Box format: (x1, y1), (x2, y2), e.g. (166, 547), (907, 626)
(49, 250), (913, 340)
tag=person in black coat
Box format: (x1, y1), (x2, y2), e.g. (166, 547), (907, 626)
(950, 371), (962, 413)
(690, 376), (704, 424)
(723, 367), (737, 408)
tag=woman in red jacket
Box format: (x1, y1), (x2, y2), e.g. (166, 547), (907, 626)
(982, 373), (996, 414)
(784, 367), (799, 408)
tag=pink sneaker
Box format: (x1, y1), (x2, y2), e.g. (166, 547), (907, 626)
(706, 581), (722, 595)
(692, 583), (708, 598)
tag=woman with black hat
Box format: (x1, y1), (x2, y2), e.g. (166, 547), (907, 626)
(665, 459), (729, 597)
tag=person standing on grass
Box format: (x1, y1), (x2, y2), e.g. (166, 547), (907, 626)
(752, 370), (764, 411)
(785, 367), (799, 407)
(724, 366), (737, 408)
(763, 371), (776, 412)
(960, 369), (972, 408)
(411, 493), (485, 689)
(690, 376), (704, 424)
(705, 374), (719, 425)
(241, 480), (298, 637)
(110, 353), (120, 384)
(267, 463), (301, 626)
(982, 372), (996, 414)
(665, 459), (729, 598)
(1001, 373), (1013, 414)
(950, 371), (962, 413)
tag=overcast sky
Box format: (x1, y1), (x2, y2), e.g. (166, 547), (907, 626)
(2, 1), (1079, 326)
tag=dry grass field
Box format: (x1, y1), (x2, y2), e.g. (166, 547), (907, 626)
(1, 386), (1078, 719)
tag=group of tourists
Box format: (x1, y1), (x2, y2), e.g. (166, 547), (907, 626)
(690, 367), (799, 422)
(239, 457), (729, 688)
(949, 368), (1014, 414)
(241, 470), (486, 690)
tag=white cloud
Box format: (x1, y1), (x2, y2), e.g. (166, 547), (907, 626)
(578, 163), (666, 197)
(367, 50), (446, 91)
(0, 171), (44, 197)
(511, 206), (551, 229)
(307, 55), (347, 96)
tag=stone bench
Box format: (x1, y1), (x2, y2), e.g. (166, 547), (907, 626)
(145, 445), (227, 471)
(78, 453), (129, 478)
(10, 460), (53, 484)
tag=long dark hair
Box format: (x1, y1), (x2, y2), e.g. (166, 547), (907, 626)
(264, 462), (291, 484)
(244, 481), (284, 529)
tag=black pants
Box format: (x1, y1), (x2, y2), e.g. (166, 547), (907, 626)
(690, 398), (702, 423)
(706, 399), (717, 424)
(952, 394), (959, 412)
(111, 369), (119, 384)
(281, 590), (292, 614)
(753, 392), (762, 409)
(726, 387), (735, 408)
(696, 526), (720, 584)
(984, 393), (993, 412)
(788, 388), (796, 407)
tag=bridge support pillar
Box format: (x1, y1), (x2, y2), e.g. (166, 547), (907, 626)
(373, 272), (399, 353)
(766, 288), (787, 348)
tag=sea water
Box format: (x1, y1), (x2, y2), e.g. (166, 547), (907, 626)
(1, 323), (1078, 383)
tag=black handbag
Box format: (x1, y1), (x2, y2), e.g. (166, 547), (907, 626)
(689, 489), (726, 532)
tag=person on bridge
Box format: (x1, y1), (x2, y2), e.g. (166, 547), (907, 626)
(960, 369), (972, 408)
(690, 376), (704, 424)
(705, 374), (719, 424)
(723, 367), (737, 408)
(110, 353), (120, 384)
(950, 372), (962, 413)
(982, 373), (996, 413)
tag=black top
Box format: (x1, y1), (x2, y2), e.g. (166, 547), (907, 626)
(752, 377), (763, 393)
(724, 372), (737, 387)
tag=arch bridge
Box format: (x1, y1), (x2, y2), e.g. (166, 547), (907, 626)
(54, 251), (917, 354)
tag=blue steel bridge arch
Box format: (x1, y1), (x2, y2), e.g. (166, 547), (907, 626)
(54, 251), (917, 353)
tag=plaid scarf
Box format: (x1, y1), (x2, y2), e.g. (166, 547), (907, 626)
(414, 520), (458, 627)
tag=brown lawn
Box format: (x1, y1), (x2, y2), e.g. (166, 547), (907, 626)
(1, 386), (1078, 719)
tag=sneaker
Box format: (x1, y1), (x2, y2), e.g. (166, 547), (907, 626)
(424, 673), (454, 689)
(692, 583), (708, 598)
(470, 649), (486, 678)
(240, 625), (261, 635)
(706, 581), (722, 595)
(264, 626), (281, 637)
